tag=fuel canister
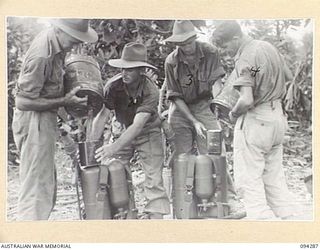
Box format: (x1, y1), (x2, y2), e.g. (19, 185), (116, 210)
(78, 140), (103, 168)
(64, 54), (104, 118)
(79, 166), (100, 219)
(195, 155), (216, 207)
(173, 153), (198, 219)
(207, 129), (222, 155)
(210, 82), (240, 123)
(108, 159), (130, 217)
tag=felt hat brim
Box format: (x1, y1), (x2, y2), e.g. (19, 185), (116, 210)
(108, 59), (157, 70)
(163, 31), (197, 43)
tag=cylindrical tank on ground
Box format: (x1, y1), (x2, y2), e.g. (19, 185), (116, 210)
(195, 155), (216, 210)
(80, 166), (100, 219)
(173, 153), (198, 219)
(108, 159), (130, 214)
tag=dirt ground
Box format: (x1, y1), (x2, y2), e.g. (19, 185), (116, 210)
(6, 122), (313, 221)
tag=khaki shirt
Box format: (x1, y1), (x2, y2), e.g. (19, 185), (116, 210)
(165, 41), (225, 104)
(104, 74), (161, 132)
(232, 36), (287, 106)
(16, 28), (65, 100)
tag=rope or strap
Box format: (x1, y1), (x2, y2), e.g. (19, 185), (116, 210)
(182, 155), (196, 219)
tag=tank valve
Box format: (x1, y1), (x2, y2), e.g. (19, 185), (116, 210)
(197, 200), (215, 212)
(114, 208), (128, 220)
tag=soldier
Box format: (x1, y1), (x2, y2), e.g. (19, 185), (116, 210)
(212, 20), (298, 220)
(163, 20), (240, 210)
(91, 42), (170, 219)
(12, 19), (98, 220)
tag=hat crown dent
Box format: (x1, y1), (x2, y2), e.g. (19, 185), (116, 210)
(108, 42), (156, 69)
(56, 19), (89, 33)
(173, 20), (195, 36)
(122, 42), (148, 62)
(51, 18), (98, 43)
(163, 20), (197, 43)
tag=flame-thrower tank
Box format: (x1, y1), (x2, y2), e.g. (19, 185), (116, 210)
(108, 159), (130, 219)
(77, 116), (137, 220)
(78, 146), (136, 220)
(172, 128), (232, 219)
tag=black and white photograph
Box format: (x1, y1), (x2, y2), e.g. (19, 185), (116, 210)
(6, 17), (313, 222)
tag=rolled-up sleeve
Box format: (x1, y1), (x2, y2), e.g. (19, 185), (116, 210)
(16, 57), (48, 99)
(165, 60), (183, 101)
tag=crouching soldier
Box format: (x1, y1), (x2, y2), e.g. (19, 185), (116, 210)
(90, 42), (170, 219)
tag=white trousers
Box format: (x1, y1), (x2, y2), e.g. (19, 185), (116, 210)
(233, 100), (297, 220)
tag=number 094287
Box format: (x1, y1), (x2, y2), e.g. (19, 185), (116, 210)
(300, 244), (319, 248)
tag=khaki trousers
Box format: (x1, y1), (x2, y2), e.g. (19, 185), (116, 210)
(12, 109), (57, 220)
(114, 128), (170, 215)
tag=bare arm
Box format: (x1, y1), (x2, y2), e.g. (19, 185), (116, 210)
(15, 86), (87, 112)
(95, 112), (151, 162)
(158, 81), (167, 118)
(229, 86), (254, 123)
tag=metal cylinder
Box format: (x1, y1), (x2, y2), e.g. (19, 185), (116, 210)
(108, 159), (130, 210)
(214, 156), (228, 204)
(198, 155), (229, 218)
(173, 154), (197, 219)
(80, 165), (112, 220)
(95, 165), (112, 220)
(78, 140), (103, 168)
(210, 83), (240, 123)
(195, 155), (216, 203)
(79, 166), (100, 219)
(162, 167), (172, 201)
(64, 54), (104, 118)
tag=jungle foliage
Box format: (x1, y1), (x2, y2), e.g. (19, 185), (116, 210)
(7, 18), (313, 146)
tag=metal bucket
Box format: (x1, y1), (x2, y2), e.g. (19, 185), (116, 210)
(78, 140), (103, 168)
(210, 84), (239, 123)
(64, 54), (104, 118)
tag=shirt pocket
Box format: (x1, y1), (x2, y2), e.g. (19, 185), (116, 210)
(198, 75), (211, 96)
(197, 65), (218, 96)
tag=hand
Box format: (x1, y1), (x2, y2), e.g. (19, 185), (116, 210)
(64, 86), (88, 107)
(95, 144), (116, 163)
(193, 120), (207, 139)
(229, 111), (237, 124)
